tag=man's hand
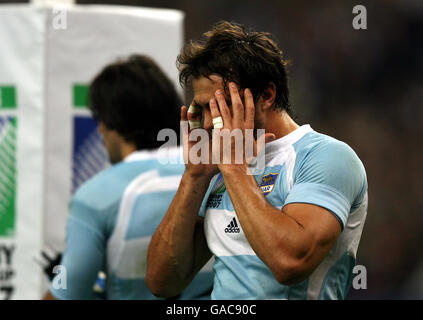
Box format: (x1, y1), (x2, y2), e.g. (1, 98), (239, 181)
(181, 104), (219, 178)
(209, 83), (275, 172)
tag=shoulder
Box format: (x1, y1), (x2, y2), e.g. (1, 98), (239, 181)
(291, 130), (367, 207)
(285, 130), (368, 227)
(72, 160), (154, 211)
(68, 158), (180, 238)
(294, 131), (366, 177)
(294, 130), (355, 157)
(73, 157), (184, 210)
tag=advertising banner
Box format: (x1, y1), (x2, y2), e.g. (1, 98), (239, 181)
(0, 5), (46, 299)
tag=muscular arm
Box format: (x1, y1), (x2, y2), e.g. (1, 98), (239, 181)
(221, 165), (342, 285)
(146, 172), (213, 297)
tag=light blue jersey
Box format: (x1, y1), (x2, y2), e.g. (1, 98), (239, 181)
(203, 125), (368, 300)
(51, 149), (213, 300)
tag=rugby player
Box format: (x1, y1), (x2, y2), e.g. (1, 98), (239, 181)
(146, 22), (368, 300)
(44, 55), (213, 300)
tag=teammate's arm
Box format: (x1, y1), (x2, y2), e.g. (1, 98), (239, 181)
(47, 201), (105, 299)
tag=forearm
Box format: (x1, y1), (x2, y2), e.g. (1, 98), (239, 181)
(146, 171), (213, 296)
(221, 165), (314, 283)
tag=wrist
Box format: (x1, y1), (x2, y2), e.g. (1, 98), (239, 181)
(183, 169), (215, 184)
(219, 164), (249, 177)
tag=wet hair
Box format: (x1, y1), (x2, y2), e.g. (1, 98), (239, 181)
(178, 21), (291, 114)
(89, 54), (182, 150)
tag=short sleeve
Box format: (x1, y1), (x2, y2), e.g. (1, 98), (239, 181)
(50, 200), (105, 300)
(284, 140), (367, 228)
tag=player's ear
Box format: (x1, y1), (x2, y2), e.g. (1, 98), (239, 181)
(260, 82), (276, 111)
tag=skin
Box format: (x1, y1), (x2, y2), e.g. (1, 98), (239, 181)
(42, 122), (136, 300)
(97, 122), (136, 165)
(146, 75), (342, 297)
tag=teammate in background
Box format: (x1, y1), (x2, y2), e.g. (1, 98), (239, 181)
(44, 55), (213, 300)
(146, 22), (368, 300)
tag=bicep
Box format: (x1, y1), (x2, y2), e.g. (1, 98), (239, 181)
(286, 141), (366, 228)
(282, 203), (341, 273)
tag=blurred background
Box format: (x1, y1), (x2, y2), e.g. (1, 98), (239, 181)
(1, 0), (422, 299)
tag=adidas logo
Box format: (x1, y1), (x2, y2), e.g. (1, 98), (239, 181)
(224, 217), (240, 234)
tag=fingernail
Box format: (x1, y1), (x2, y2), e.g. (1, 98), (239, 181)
(230, 82), (236, 88)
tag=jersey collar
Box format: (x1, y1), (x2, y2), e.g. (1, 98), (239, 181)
(265, 124), (313, 156)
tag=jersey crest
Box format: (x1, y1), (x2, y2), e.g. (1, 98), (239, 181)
(259, 173), (279, 196)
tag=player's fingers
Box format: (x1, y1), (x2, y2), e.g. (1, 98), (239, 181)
(187, 104), (202, 117)
(187, 109), (201, 121)
(209, 98), (221, 120)
(244, 88), (255, 129)
(187, 105), (202, 130)
(214, 90), (231, 127)
(180, 106), (190, 164)
(181, 105), (188, 121)
(228, 82), (244, 127)
(180, 106), (189, 146)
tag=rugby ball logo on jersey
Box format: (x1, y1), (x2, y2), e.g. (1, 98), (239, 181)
(211, 174), (226, 195)
(259, 173), (279, 197)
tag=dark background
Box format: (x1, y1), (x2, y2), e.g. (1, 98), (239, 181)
(2, 0), (422, 299)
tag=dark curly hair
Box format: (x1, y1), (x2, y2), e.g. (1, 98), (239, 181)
(89, 55), (182, 150)
(178, 21), (291, 115)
